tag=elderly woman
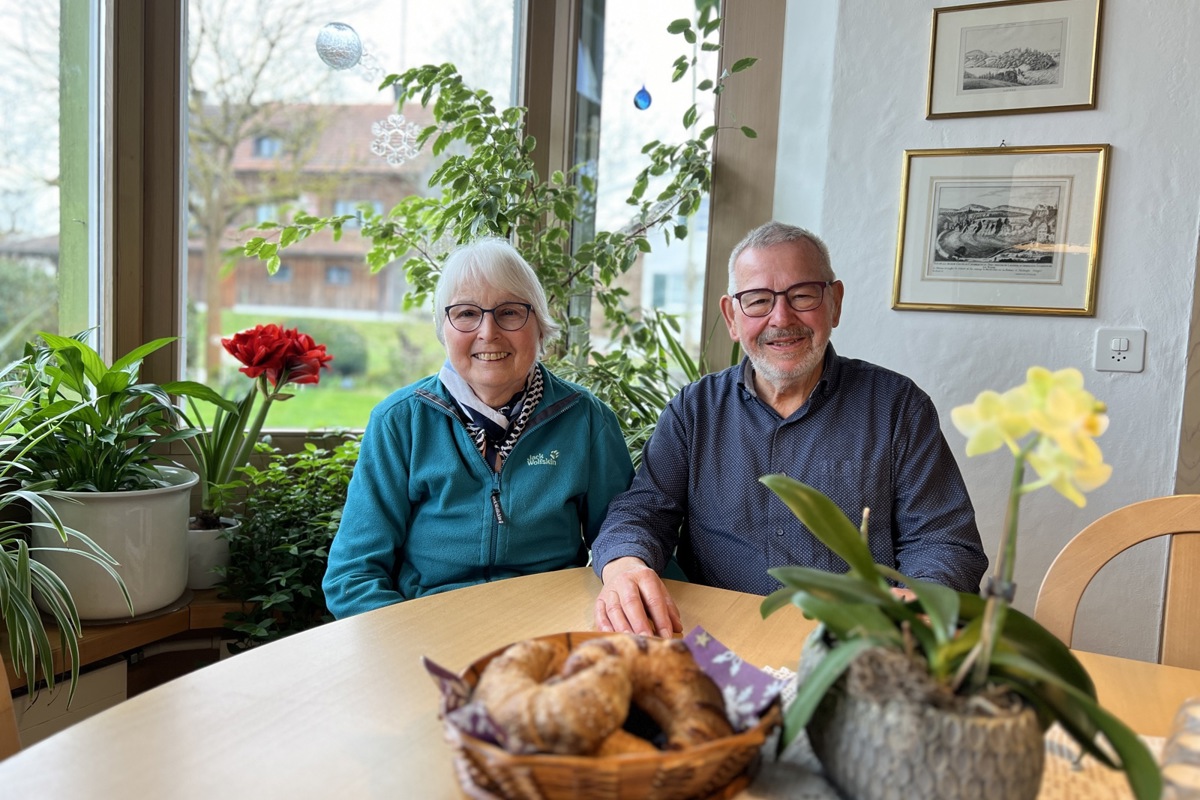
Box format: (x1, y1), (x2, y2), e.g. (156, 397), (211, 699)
(323, 238), (633, 618)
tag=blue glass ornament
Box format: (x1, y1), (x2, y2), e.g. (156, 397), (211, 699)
(633, 86), (652, 110)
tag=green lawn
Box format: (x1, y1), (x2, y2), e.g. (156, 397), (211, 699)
(263, 381), (391, 430)
(192, 309), (445, 431)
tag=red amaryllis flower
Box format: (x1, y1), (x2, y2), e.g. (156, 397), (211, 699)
(222, 324), (333, 388)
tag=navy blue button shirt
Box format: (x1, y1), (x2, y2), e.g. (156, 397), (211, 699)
(592, 346), (988, 595)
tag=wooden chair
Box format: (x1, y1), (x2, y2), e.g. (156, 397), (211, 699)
(1034, 494), (1200, 670)
(1, 662), (19, 760)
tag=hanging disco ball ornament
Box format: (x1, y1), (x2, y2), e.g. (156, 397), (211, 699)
(315, 22), (363, 70)
(633, 85), (652, 110)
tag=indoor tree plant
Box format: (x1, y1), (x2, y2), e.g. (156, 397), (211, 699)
(760, 366), (1160, 800)
(179, 323), (333, 590)
(9, 331), (229, 619)
(242, 3), (755, 452)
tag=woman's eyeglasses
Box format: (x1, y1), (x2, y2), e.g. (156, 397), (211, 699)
(444, 302), (533, 333)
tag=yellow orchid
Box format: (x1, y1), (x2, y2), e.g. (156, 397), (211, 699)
(950, 387), (1033, 457)
(952, 366), (1113, 694)
(1026, 436), (1113, 507)
(953, 366), (1110, 504)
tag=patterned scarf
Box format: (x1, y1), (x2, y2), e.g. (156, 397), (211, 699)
(438, 362), (544, 470)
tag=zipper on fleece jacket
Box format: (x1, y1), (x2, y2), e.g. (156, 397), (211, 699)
(414, 384), (582, 575)
(490, 489), (506, 525)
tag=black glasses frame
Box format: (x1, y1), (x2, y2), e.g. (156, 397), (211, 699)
(732, 280), (835, 317)
(444, 302), (534, 333)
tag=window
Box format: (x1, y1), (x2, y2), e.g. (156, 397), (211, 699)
(252, 136), (283, 158)
(325, 265), (352, 286)
(332, 199), (384, 228)
(0, 1), (105, 363)
(255, 203), (279, 225)
(185, 0), (519, 430)
(122, 2), (781, 435)
(582, 0), (717, 355)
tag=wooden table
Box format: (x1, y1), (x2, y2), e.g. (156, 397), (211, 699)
(0, 568), (1197, 797)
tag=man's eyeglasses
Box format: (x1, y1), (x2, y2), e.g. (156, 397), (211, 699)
(444, 302), (533, 333)
(732, 281), (835, 318)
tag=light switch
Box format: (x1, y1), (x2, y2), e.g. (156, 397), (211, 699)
(1094, 328), (1145, 373)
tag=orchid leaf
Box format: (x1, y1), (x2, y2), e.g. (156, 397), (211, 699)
(760, 475), (877, 577)
(990, 651), (1161, 800)
(780, 637), (873, 751)
(878, 566), (960, 644)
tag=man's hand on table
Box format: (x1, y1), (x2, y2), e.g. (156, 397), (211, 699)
(594, 557), (683, 639)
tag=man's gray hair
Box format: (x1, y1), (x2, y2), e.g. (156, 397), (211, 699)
(433, 237), (561, 354)
(727, 221), (836, 293)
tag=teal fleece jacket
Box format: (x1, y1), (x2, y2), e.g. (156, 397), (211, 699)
(322, 364), (633, 619)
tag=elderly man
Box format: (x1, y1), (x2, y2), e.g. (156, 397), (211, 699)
(591, 221), (987, 638)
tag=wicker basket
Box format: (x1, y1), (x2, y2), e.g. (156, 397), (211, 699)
(443, 631), (782, 800)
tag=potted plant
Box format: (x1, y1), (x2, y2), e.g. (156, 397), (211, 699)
(761, 367), (1160, 800)
(9, 331), (229, 619)
(179, 323), (332, 590)
(218, 436), (357, 650)
(1, 358), (130, 704)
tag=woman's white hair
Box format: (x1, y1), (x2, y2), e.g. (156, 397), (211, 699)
(433, 237), (561, 354)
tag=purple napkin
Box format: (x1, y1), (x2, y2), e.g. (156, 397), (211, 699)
(423, 627), (784, 748)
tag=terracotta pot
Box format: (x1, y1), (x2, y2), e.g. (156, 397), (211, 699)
(800, 629), (1045, 800)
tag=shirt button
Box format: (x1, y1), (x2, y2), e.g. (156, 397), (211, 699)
(776, 528), (784, 537)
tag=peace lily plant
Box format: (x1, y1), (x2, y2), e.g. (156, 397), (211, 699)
(761, 367), (1160, 800)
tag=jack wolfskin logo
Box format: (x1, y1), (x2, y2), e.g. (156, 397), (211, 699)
(527, 449), (559, 466)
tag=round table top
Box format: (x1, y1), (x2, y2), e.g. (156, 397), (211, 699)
(1, 567), (1197, 798)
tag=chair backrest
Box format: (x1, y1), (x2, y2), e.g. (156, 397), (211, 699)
(1034, 494), (1200, 670)
(1, 662), (20, 760)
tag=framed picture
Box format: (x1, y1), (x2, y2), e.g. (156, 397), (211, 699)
(891, 144), (1109, 316)
(926, 0), (1103, 119)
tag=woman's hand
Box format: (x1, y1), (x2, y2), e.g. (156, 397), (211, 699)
(594, 557), (683, 639)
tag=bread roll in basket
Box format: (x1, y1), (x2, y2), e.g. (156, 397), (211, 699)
(433, 631), (783, 800)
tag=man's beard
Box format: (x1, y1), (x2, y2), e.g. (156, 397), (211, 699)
(747, 325), (826, 387)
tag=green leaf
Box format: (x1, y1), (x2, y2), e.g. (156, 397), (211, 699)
(740, 126), (758, 138)
(666, 18), (692, 34)
(877, 566), (960, 644)
(780, 638), (873, 749)
(759, 475), (878, 577)
(768, 566), (891, 606)
(731, 57), (758, 73)
(990, 652), (1162, 800)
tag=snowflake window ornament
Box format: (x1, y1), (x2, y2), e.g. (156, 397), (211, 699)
(371, 114), (424, 167)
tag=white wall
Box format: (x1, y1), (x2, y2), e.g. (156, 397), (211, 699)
(774, 0), (1200, 662)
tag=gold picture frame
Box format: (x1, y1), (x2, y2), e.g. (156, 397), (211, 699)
(891, 144), (1110, 316)
(926, 0), (1103, 119)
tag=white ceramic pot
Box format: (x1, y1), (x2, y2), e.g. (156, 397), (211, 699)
(31, 466), (198, 620)
(187, 517), (236, 590)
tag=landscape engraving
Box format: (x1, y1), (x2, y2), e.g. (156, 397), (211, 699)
(958, 17), (1067, 94)
(924, 179), (1068, 284)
